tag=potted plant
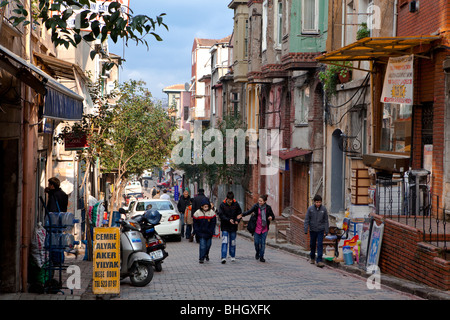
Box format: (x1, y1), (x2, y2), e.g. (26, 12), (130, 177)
(318, 61), (352, 97)
(357, 22), (370, 40)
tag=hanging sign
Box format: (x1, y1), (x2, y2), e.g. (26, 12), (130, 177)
(93, 227), (120, 295)
(380, 55), (414, 105)
(174, 185), (179, 201)
(64, 132), (88, 151)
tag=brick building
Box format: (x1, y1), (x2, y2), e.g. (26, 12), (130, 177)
(317, 0), (450, 290)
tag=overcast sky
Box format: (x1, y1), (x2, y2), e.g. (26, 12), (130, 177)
(108, 0), (234, 100)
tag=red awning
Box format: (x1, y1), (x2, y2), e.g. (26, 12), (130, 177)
(269, 148), (312, 160)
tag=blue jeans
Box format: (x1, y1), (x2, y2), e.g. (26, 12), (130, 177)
(199, 237), (212, 261)
(221, 231), (236, 259)
(309, 231), (324, 263)
(185, 224), (192, 239)
(254, 232), (268, 258)
(180, 213), (185, 237)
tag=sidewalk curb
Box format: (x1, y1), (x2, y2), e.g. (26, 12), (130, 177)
(237, 230), (450, 300)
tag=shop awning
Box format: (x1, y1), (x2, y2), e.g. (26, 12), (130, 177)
(269, 148), (312, 160)
(316, 36), (440, 72)
(0, 44), (84, 120)
(34, 51), (88, 82)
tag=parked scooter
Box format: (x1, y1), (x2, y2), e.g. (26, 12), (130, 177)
(118, 216), (154, 287)
(133, 210), (169, 272)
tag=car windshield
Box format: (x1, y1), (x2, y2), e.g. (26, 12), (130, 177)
(127, 193), (143, 198)
(135, 201), (174, 211)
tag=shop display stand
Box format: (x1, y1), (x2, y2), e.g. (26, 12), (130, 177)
(43, 213), (79, 295)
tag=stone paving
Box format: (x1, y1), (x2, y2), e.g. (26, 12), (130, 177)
(114, 234), (422, 300)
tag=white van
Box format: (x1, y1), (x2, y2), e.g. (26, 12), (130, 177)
(124, 181), (142, 195)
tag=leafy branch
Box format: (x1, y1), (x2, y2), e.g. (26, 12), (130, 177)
(2, 0), (168, 60)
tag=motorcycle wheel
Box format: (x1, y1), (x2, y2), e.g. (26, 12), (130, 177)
(154, 261), (163, 272)
(130, 262), (154, 287)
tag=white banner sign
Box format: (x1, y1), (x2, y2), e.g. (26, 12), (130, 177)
(380, 55), (414, 105)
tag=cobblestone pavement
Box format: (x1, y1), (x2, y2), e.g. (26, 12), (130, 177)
(114, 234), (422, 300)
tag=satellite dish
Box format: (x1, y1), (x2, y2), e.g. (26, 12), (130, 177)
(184, 82), (190, 91)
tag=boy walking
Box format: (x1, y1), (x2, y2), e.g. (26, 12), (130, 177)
(304, 195), (329, 268)
(218, 191), (242, 263)
(193, 198), (216, 263)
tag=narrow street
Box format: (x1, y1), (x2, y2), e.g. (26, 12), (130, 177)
(128, 180), (423, 301)
(114, 224), (421, 300)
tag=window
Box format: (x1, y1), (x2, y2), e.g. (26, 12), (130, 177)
(262, 0), (268, 51)
(245, 19), (249, 58)
(380, 103), (412, 153)
(302, 0), (319, 34)
(184, 106), (189, 121)
(294, 86), (310, 125)
(277, 2), (283, 46)
(136, 201), (174, 211)
(231, 93), (239, 117)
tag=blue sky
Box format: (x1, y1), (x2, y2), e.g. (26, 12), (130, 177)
(108, 0), (234, 100)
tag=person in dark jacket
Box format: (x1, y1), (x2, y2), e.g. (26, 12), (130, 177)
(45, 177), (68, 212)
(218, 191), (242, 263)
(177, 189), (191, 238)
(304, 194), (329, 268)
(191, 188), (208, 216)
(193, 198), (216, 264)
(191, 189), (208, 242)
(240, 194), (275, 262)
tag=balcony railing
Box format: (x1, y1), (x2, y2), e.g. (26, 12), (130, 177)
(374, 171), (448, 257)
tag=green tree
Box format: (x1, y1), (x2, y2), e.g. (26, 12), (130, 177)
(2, 0), (168, 64)
(61, 79), (177, 214)
(174, 115), (249, 202)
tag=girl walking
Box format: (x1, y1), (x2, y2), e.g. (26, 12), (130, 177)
(193, 198), (217, 263)
(240, 195), (275, 262)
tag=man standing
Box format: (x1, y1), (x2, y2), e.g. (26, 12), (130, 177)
(45, 177), (68, 212)
(218, 191), (242, 263)
(177, 189), (191, 239)
(304, 195), (329, 268)
(151, 186), (157, 198)
(160, 189), (171, 200)
(192, 188), (208, 217)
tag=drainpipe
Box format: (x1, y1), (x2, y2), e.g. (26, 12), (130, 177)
(393, 0), (398, 37)
(21, 0), (33, 292)
(323, 86), (327, 206)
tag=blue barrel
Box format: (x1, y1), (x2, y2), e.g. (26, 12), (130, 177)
(343, 245), (353, 265)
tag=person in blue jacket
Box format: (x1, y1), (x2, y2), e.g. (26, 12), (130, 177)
(193, 198), (217, 264)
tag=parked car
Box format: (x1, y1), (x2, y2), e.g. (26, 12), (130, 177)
(123, 192), (144, 206)
(128, 199), (181, 241)
(157, 179), (170, 189)
(124, 181), (142, 195)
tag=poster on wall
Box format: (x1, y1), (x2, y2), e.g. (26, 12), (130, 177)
(358, 217), (373, 267)
(380, 55), (414, 105)
(366, 219), (384, 274)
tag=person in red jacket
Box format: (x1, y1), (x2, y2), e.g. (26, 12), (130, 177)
(193, 198), (216, 264)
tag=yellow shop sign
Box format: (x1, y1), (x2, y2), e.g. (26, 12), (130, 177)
(93, 227), (120, 295)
